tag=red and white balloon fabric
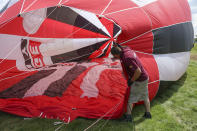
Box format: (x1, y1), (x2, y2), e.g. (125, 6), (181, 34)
(0, 0), (194, 122)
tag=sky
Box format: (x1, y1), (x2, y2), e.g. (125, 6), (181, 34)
(189, 0), (197, 37)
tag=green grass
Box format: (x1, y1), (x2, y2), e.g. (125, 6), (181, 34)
(191, 43), (197, 54)
(0, 45), (197, 131)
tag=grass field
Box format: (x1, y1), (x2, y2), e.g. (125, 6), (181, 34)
(0, 44), (197, 131)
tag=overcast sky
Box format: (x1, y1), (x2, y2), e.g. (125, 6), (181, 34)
(189, 0), (197, 37)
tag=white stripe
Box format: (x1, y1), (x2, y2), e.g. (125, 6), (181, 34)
(0, 29), (108, 68)
(23, 65), (75, 98)
(21, 8), (47, 34)
(154, 52), (190, 81)
(80, 65), (107, 98)
(0, 34), (23, 60)
(70, 7), (111, 37)
(39, 38), (109, 57)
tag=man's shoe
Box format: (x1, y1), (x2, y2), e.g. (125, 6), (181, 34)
(143, 112), (152, 119)
(119, 114), (132, 122)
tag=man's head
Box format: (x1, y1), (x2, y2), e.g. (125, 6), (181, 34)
(111, 46), (122, 59)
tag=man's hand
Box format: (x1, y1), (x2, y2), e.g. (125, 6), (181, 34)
(127, 79), (134, 87)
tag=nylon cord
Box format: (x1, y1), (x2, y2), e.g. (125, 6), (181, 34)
(100, 0), (113, 16)
(19, 0), (26, 14)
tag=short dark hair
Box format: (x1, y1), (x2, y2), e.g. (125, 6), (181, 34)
(111, 46), (122, 55)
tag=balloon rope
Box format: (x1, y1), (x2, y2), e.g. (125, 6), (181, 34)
(148, 80), (160, 85)
(133, 50), (153, 55)
(0, 66), (16, 76)
(139, 7), (153, 29)
(104, 7), (139, 16)
(54, 115), (70, 131)
(0, 9), (7, 18)
(84, 98), (123, 131)
(100, 0), (113, 16)
(61, 0), (71, 5)
(0, 71), (31, 82)
(120, 30), (152, 45)
(55, 123), (65, 131)
(22, 0), (39, 13)
(19, 0), (26, 14)
(58, 0), (63, 5)
(0, 14), (16, 28)
(98, 99), (122, 131)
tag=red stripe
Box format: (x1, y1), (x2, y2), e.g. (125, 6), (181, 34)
(120, 32), (154, 54)
(65, 0), (137, 15)
(108, 8), (152, 43)
(143, 0), (191, 29)
(103, 0), (137, 15)
(98, 17), (114, 38)
(0, 59), (37, 92)
(104, 42), (113, 57)
(64, 0), (111, 14)
(0, 17), (109, 38)
(136, 52), (160, 101)
(0, 95), (77, 122)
